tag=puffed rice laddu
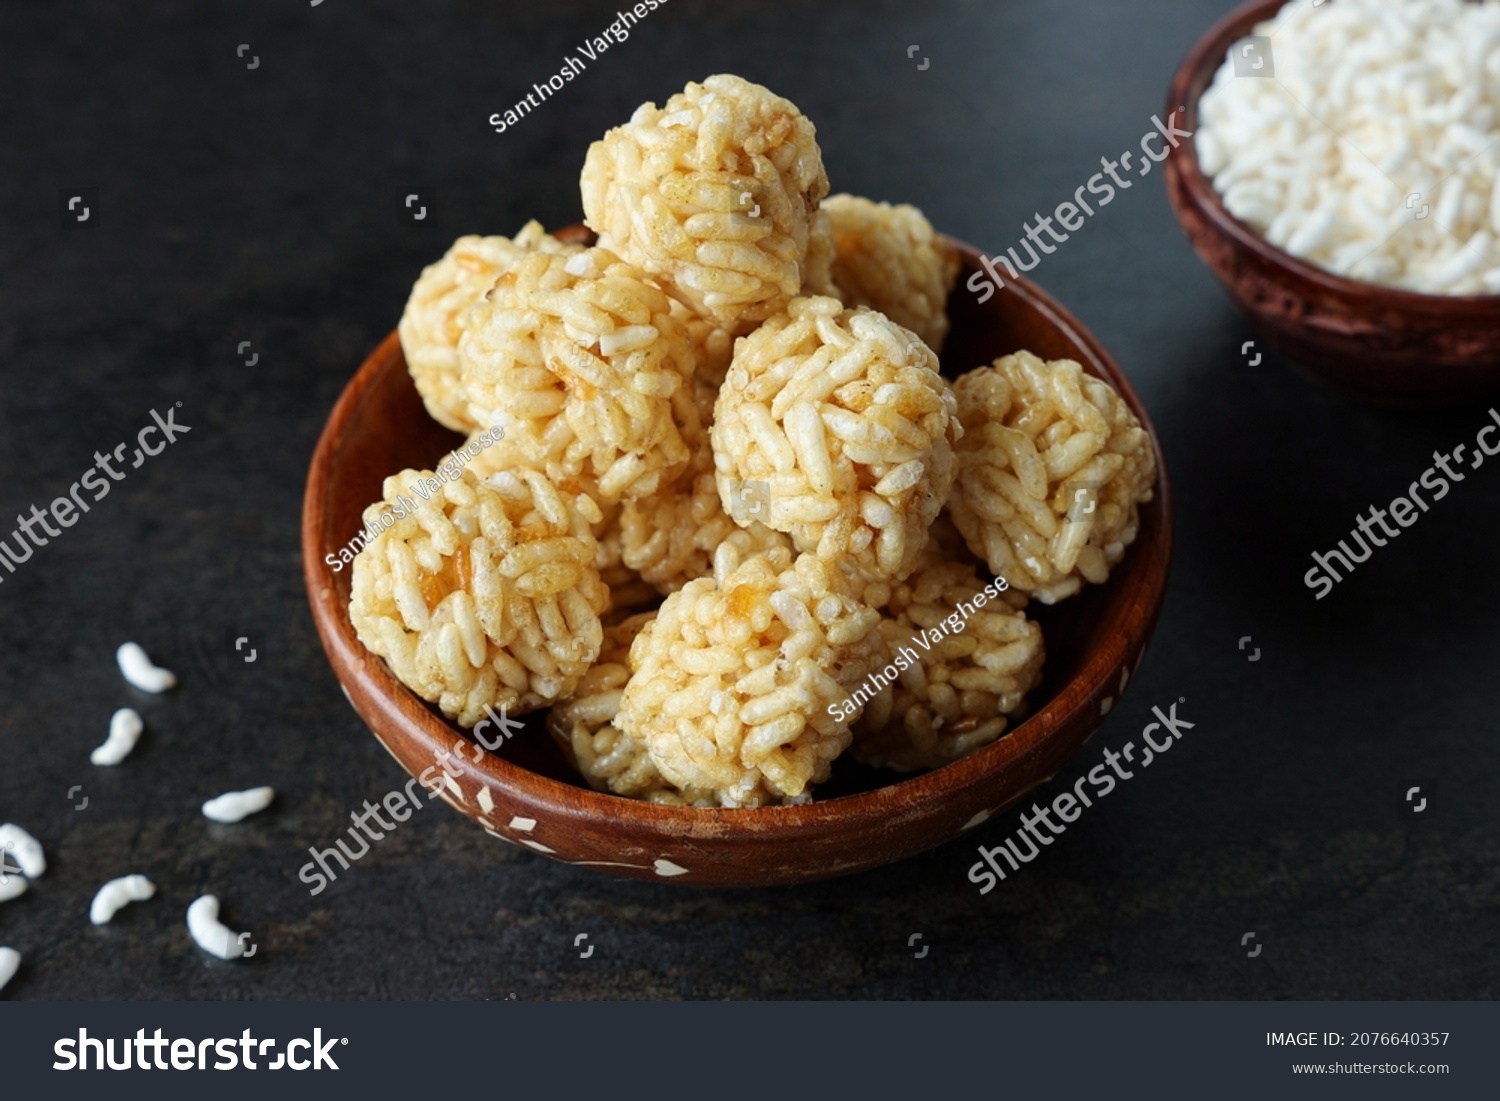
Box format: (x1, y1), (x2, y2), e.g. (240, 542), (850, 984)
(802, 208), (839, 299)
(619, 372), (792, 595)
(547, 613), (720, 806)
(349, 466), (609, 726)
(947, 351), (1156, 603)
(711, 296), (961, 585)
(852, 556), (1043, 773)
(458, 428), (657, 615)
(616, 545), (884, 806)
(820, 194), (961, 354)
(673, 299), (736, 389)
(458, 245), (701, 506)
(398, 223), (581, 433)
(620, 440), (792, 595)
(581, 74), (830, 331)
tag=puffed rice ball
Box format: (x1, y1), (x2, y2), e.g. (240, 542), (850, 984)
(349, 465), (609, 725)
(802, 208), (839, 299)
(852, 557), (1043, 773)
(616, 544), (885, 806)
(947, 351), (1156, 604)
(674, 301), (736, 389)
(547, 613), (717, 805)
(820, 194), (961, 354)
(620, 441), (791, 595)
(712, 296), (961, 583)
(399, 223), (581, 433)
(581, 74), (830, 331)
(459, 427), (659, 613)
(619, 377), (792, 594)
(458, 245), (701, 505)
(591, 504), (662, 618)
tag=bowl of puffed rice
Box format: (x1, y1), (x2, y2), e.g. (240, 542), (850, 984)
(1166, 0), (1500, 408)
(303, 75), (1172, 886)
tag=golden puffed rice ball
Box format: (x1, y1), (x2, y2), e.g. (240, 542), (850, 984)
(711, 295), (961, 584)
(398, 223), (581, 433)
(458, 246), (701, 505)
(852, 558), (1043, 773)
(547, 613), (717, 806)
(580, 74), (830, 331)
(820, 194), (961, 354)
(620, 441), (791, 595)
(802, 208), (838, 299)
(458, 428), (658, 614)
(616, 545), (885, 806)
(592, 504), (662, 619)
(674, 301), (736, 389)
(349, 466), (609, 726)
(619, 375), (792, 595)
(948, 351), (1156, 604)
(852, 512), (983, 610)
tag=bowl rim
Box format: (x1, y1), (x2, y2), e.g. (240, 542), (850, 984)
(1166, 0), (1500, 310)
(301, 238), (1173, 843)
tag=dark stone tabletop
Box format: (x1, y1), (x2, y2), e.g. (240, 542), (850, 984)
(1, 0), (1495, 1000)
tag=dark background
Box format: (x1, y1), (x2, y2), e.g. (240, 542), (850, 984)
(1, 0), (1495, 1000)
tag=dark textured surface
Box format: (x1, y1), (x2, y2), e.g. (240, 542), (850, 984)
(0, 0), (1496, 1001)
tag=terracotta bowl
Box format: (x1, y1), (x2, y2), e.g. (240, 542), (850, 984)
(1164, 0), (1500, 408)
(301, 229), (1173, 886)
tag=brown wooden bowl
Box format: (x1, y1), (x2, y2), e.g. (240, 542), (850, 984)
(1164, 0), (1500, 408)
(301, 230), (1173, 886)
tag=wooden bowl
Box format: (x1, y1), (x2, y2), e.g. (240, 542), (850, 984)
(1164, 0), (1500, 408)
(301, 231), (1173, 886)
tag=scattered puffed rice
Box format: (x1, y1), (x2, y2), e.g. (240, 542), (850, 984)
(116, 641), (176, 693)
(89, 874), (157, 925)
(201, 787), (276, 823)
(186, 894), (248, 961)
(0, 947), (19, 991)
(581, 74), (830, 330)
(0, 824), (45, 878)
(819, 194), (962, 353)
(400, 223), (583, 432)
(92, 708), (144, 766)
(948, 351), (1156, 603)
